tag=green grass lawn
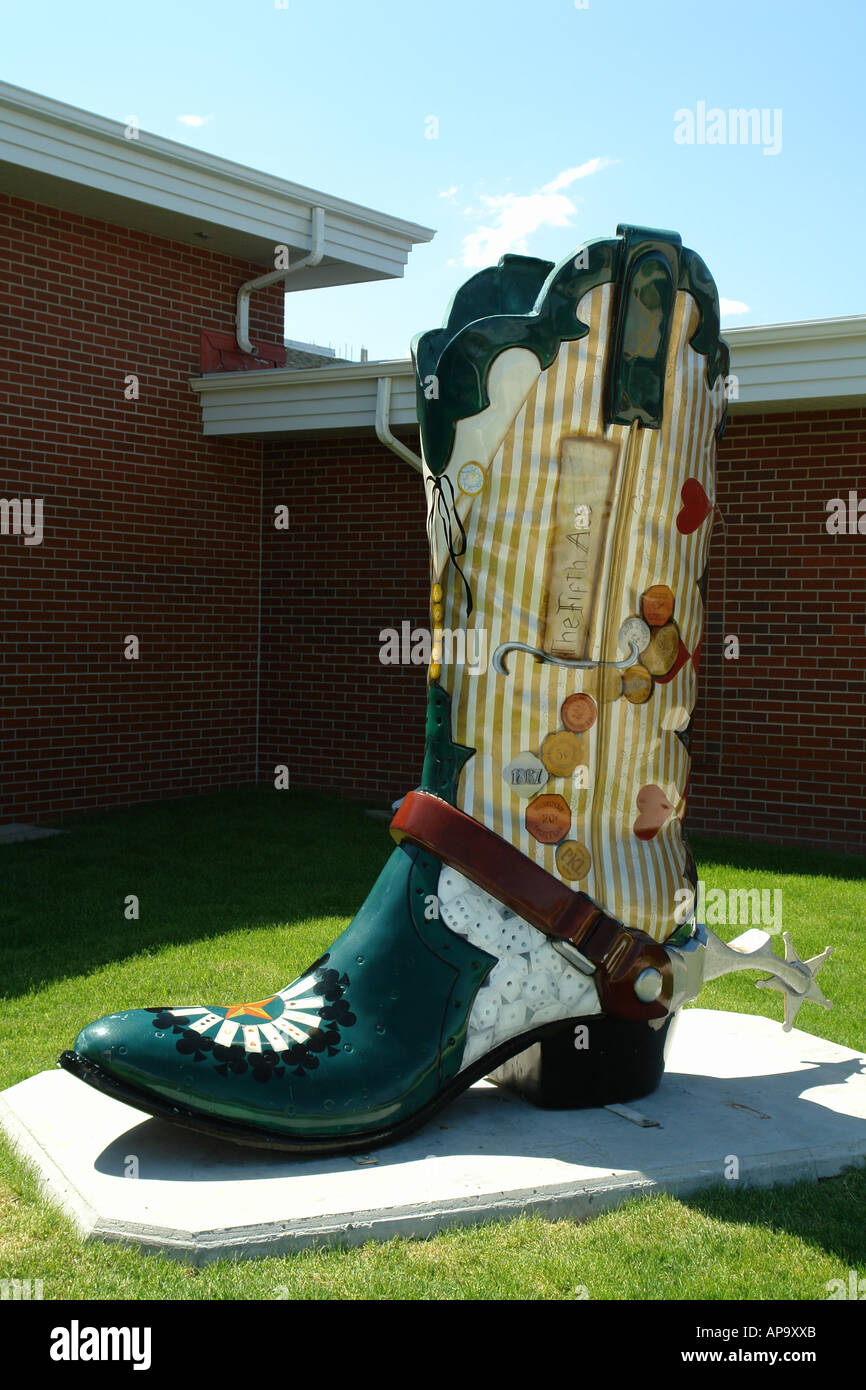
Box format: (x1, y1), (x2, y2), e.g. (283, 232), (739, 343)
(1, 787), (864, 1300)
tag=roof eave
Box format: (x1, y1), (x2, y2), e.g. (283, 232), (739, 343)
(0, 81), (435, 283)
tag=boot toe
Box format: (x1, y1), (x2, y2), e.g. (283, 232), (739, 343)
(70, 1008), (187, 1093)
(66, 1005), (289, 1130)
(73, 1011), (137, 1069)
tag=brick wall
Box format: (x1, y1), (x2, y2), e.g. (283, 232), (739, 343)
(260, 434), (430, 805)
(261, 415), (866, 854)
(1, 193), (284, 821)
(688, 407), (866, 854)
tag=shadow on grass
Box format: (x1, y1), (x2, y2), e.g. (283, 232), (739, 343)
(680, 1164), (866, 1271)
(0, 787), (393, 996)
(687, 830), (866, 884)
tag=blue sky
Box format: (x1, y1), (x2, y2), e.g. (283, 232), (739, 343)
(4, 0), (865, 359)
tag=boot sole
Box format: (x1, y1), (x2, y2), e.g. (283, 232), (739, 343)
(57, 1011), (666, 1157)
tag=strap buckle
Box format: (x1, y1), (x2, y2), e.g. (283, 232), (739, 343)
(552, 938), (597, 977)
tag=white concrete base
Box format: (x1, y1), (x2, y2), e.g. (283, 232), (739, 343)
(0, 823), (65, 843)
(1, 1010), (864, 1264)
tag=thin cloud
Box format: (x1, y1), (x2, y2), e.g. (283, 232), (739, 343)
(542, 158), (613, 192)
(461, 159), (614, 267)
(720, 298), (750, 316)
(177, 114), (214, 128)
(438, 186), (459, 203)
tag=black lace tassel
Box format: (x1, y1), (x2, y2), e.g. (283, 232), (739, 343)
(427, 474), (473, 618)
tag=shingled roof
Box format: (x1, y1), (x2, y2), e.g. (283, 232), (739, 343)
(284, 347), (351, 369)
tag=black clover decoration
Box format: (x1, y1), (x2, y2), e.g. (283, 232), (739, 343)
(147, 955), (356, 1084)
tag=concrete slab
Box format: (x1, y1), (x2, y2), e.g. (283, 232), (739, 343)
(1, 1010), (864, 1264)
(0, 823), (65, 844)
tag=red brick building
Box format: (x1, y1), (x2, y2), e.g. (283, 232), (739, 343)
(3, 84), (865, 853)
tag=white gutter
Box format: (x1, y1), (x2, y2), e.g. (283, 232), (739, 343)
(375, 375), (422, 472)
(236, 206), (325, 356)
(723, 313), (866, 346)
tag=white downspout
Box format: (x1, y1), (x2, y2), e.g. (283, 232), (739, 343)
(375, 375), (423, 473)
(236, 205), (326, 356)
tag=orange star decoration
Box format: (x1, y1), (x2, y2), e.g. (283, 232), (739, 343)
(225, 996), (277, 1020)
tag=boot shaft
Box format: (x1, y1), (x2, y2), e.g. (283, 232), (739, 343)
(413, 227), (729, 942)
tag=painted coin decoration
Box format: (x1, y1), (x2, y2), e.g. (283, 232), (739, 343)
(633, 784), (675, 841)
(582, 665), (623, 705)
(560, 692), (598, 732)
(654, 634), (690, 686)
(617, 615), (651, 659)
(502, 751), (548, 798)
(457, 461), (485, 495)
(555, 840), (592, 881)
(642, 621), (680, 676)
(622, 664), (654, 704)
(641, 584), (675, 628)
(540, 730), (584, 777)
(525, 793), (571, 844)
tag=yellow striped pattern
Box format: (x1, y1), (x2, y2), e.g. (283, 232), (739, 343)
(435, 284), (726, 941)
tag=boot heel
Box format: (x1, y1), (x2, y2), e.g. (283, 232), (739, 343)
(486, 1012), (680, 1110)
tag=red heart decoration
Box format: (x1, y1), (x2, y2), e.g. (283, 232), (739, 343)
(676, 478), (713, 535)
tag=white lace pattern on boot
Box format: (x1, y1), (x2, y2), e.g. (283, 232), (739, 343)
(437, 866), (601, 1072)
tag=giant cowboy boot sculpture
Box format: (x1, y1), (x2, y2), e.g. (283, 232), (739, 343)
(60, 226), (832, 1152)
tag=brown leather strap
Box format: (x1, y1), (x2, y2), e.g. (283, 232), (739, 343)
(390, 789), (672, 1022)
